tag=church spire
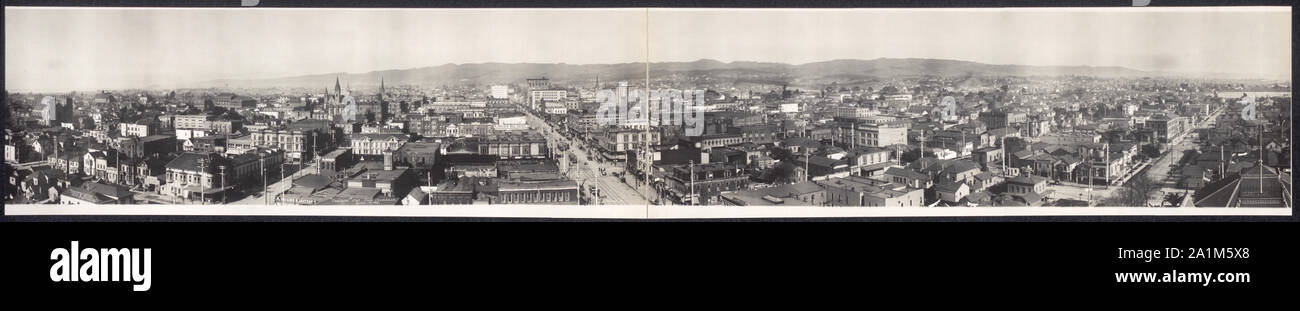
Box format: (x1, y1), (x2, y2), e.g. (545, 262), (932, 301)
(379, 76), (385, 102)
(334, 76), (342, 96)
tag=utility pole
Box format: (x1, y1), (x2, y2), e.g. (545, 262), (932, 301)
(198, 158), (206, 205)
(1104, 142), (1110, 186)
(219, 165), (227, 204)
(428, 170), (433, 187)
(804, 146), (810, 182)
(1220, 144), (1225, 180)
(1001, 133), (1007, 177)
(54, 135), (59, 173)
(920, 132), (927, 170)
(851, 122), (856, 150)
(1088, 155), (1093, 202)
(312, 132), (320, 171)
(261, 157), (267, 205)
(689, 160), (696, 206)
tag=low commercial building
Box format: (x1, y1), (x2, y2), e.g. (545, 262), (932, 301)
(661, 162), (751, 205)
(344, 167), (415, 197)
(720, 181), (827, 206)
(815, 175), (924, 207)
(492, 179), (579, 204)
(319, 148), (354, 173)
(392, 142), (439, 169)
(1005, 175), (1051, 206)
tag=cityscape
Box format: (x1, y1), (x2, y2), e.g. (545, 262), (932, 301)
(3, 7), (1291, 209)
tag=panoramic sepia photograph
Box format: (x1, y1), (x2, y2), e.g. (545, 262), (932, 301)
(3, 7), (1291, 217)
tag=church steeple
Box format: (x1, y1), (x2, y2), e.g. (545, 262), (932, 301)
(379, 76), (385, 102)
(334, 76), (342, 96)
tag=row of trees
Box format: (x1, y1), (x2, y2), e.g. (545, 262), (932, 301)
(1098, 174), (1185, 207)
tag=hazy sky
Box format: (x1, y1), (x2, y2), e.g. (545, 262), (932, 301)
(649, 8), (1291, 78)
(5, 7), (1291, 92)
(5, 8), (649, 92)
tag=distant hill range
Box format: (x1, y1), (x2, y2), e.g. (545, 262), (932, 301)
(188, 58), (1252, 90)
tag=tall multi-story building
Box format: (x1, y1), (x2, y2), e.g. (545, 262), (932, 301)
(601, 129), (662, 153)
(174, 114), (215, 142)
(529, 90), (568, 111)
(207, 119), (243, 135)
(350, 133), (409, 161)
(174, 115), (212, 130)
(250, 128), (317, 162)
(838, 123), (907, 148)
(526, 78), (551, 89)
(39, 96), (59, 126)
(735, 124), (779, 145)
(119, 135), (177, 159)
(55, 96), (76, 125)
(1145, 114), (1187, 143)
(119, 122), (152, 138)
(211, 94), (258, 109)
(490, 85), (509, 99)
(156, 114), (175, 130)
(979, 111), (1027, 129)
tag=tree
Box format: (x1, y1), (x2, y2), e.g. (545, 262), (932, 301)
(1003, 137), (1029, 153)
(899, 148), (936, 164)
(769, 148), (794, 162)
(1132, 154), (1149, 163)
(220, 109), (244, 121)
(1163, 192), (1187, 207)
(1, 93), (19, 133)
(1141, 144), (1162, 158)
(771, 162), (798, 184)
(1178, 150), (1199, 165)
(208, 106), (229, 116)
(1100, 174), (1161, 207)
(751, 161), (797, 184)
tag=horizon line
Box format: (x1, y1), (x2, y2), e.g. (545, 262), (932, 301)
(6, 57), (1291, 93)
